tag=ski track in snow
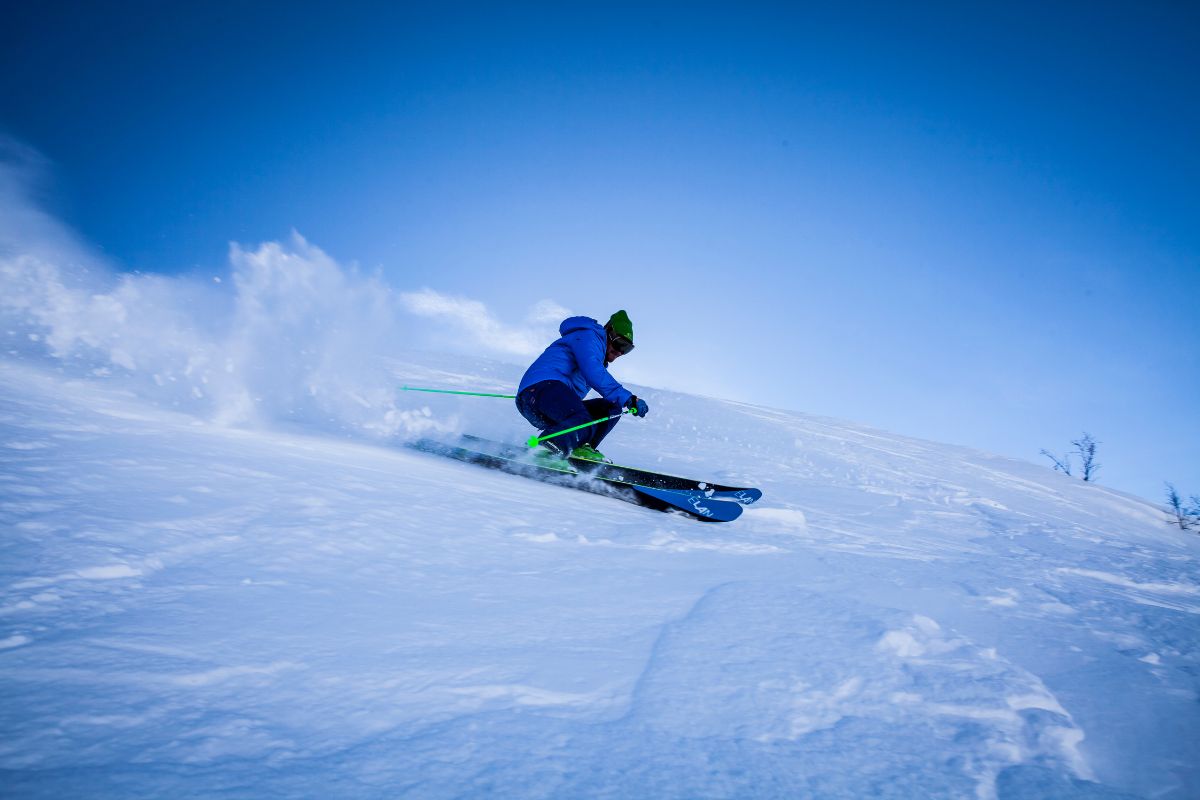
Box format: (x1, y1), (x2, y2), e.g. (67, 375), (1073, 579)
(0, 359), (1197, 799)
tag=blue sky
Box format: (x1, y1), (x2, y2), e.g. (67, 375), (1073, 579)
(2, 2), (1197, 501)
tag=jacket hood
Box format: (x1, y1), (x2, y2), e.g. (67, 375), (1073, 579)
(558, 316), (603, 338)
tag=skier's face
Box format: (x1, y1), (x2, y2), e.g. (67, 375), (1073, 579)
(606, 341), (624, 362)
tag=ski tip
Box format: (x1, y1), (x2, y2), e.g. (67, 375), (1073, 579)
(632, 485), (743, 522)
(525, 436), (539, 448)
(728, 488), (763, 505)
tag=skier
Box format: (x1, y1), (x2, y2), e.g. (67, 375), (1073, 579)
(516, 310), (649, 462)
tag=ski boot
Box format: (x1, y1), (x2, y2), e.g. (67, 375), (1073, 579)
(531, 442), (574, 472)
(569, 443), (609, 463)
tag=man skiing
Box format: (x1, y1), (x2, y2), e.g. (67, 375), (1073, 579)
(516, 310), (649, 462)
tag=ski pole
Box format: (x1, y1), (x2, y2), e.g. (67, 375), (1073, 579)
(526, 410), (632, 448)
(400, 385), (516, 399)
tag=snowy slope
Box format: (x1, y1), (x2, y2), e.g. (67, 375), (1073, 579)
(2, 350), (1197, 800)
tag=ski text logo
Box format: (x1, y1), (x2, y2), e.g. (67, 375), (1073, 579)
(687, 495), (714, 517)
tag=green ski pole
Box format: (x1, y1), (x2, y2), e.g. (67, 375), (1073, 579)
(526, 409), (633, 448)
(400, 385), (517, 399)
(399, 385), (637, 449)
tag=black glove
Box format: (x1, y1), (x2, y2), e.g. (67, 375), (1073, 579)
(625, 395), (649, 418)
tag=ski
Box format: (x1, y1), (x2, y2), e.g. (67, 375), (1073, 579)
(409, 436), (743, 522)
(628, 484), (743, 522)
(459, 434), (763, 505)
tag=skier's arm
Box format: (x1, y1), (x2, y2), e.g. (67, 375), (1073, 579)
(565, 331), (633, 408)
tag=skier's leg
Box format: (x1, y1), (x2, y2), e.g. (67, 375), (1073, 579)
(516, 383), (555, 430)
(520, 381), (593, 453)
(582, 398), (620, 448)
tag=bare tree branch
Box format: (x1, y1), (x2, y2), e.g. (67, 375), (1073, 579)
(1040, 449), (1072, 476)
(1070, 433), (1100, 482)
(1166, 483), (1189, 529)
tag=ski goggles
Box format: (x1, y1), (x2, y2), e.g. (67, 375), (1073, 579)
(609, 333), (634, 356)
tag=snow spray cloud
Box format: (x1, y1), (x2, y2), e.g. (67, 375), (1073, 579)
(0, 142), (564, 440)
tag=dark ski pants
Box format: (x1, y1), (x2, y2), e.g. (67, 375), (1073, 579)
(516, 380), (620, 454)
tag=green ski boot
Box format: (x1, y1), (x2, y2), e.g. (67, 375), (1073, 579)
(531, 446), (574, 472)
(570, 443), (609, 463)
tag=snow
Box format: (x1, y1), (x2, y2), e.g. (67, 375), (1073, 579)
(1, 233), (1197, 798)
(1, 352), (1197, 800)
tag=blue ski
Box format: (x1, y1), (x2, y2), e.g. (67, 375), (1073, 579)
(410, 437), (744, 522)
(458, 435), (763, 504)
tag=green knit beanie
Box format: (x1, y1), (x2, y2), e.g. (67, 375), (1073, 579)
(607, 310), (633, 341)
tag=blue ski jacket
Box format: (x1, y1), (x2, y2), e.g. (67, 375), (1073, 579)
(518, 316), (634, 408)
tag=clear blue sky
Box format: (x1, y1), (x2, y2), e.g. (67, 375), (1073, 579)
(2, 1), (1197, 502)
